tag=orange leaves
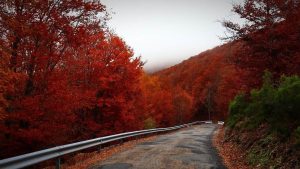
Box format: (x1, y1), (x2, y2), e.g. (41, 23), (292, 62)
(172, 87), (194, 124)
(134, 73), (195, 127)
(0, 0), (145, 159)
(156, 43), (247, 121)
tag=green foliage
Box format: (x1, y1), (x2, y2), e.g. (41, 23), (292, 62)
(270, 75), (300, 135)
(227, 93), (247, 128)
(247, 133), (278, 167)
(227, 71), (300, 136)
(247, 148), (271, 167)
(144, 117), (157, 129)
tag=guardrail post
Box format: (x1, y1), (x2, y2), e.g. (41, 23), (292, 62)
(55, 157), (61, 169)
(98, 140), (102, 152)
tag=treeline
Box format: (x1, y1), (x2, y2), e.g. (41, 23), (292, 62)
(0, 0), (194, 158)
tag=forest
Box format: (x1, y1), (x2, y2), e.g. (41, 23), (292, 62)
(0, 0), (299, 166)
(0, 0), (194, 158)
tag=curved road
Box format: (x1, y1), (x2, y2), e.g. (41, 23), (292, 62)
(90, 124), (225, 169)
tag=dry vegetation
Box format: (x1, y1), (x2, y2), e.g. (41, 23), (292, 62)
(213, 127), (250, 169)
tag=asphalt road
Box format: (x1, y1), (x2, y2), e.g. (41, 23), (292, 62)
(90, 124), (226, 169)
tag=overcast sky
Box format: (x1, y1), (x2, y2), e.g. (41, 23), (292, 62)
(101, 0), (243, 72)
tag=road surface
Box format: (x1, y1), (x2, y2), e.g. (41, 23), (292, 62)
(90, 124), (225, 169)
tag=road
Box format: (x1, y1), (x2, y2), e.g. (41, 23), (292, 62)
(89, 124), (225, 169)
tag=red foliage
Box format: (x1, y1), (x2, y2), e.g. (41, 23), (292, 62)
(0, 0), (144, 158)
(157, 0), (300, 123)
(156, 44), (248, 121)
(136, 74), (174, 127)
(1, 0), (299, 161)
(0, 0), (195, 159)
(222, 0), (300, 81)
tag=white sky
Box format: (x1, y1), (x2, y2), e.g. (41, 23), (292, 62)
(101, 0), (244, 72)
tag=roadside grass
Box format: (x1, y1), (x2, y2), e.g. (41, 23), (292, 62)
(246, 134), (274, 168)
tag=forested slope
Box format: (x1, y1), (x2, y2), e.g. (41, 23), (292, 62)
(157, 0), (300, 167)
(156, 43), (248, 121)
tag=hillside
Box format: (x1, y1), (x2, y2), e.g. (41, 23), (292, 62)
(155, 43), (248, 121)
(154, 0), (300, 168)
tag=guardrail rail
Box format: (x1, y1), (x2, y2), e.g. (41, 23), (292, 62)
(0, 121), (205, 169)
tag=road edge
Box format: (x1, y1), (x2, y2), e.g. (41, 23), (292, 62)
(212, 126), (250, 169)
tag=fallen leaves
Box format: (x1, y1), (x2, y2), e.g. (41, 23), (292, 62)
(213, 127), (250, 169)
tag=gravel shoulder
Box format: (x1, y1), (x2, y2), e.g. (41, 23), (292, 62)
(89, 124), (226, 169)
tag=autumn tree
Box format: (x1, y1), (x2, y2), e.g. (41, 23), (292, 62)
(0, 53), (14, 120)
(0, 0), (143, 158)
(191, 50), (223, 120)
(172, 87), (194, 124)
(137, 74), (176, 128)
(222, 0), (300, 78)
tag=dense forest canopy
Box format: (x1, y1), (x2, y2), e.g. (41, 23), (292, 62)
(0, 0), (194, 158)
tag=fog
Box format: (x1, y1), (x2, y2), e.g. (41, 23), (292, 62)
(101, 0), (244, 72)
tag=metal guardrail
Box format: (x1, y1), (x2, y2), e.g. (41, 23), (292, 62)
(0, 121), (204, 169)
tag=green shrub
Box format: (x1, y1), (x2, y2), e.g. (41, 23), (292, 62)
(273, 76), (300, 122)
(226, 93), (247, 128)
(247, 147), (271, 167)
(267, 75), (300, 136)
(227, 71), (300, 135)
(144, 117), (157, 129)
